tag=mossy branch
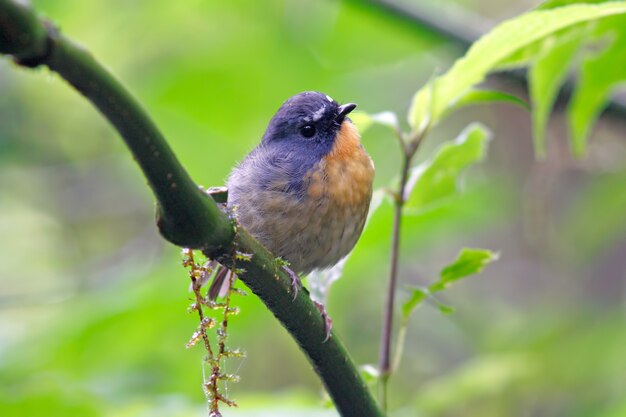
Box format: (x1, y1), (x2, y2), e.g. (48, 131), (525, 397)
(0, 1), (383, 416)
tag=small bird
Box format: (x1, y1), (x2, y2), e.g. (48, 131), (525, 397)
(209, 91), (374, 335)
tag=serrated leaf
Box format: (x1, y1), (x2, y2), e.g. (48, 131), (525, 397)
(401, 287), (429, 321)
(430, 248), (499, 292)
(407, 2), (626, 131)
(529, 28), (584, 158)
(568, 15), (626, 156)
(404, 123), (490, 214)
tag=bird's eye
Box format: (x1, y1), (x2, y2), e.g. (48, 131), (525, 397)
(300, 124), (316, 138)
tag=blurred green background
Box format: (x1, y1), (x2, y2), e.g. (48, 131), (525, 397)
(1, 0), (625, 416)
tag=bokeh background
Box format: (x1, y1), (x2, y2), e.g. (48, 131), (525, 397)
(1, 0), (625, 416)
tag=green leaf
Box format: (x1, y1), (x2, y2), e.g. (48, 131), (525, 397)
(430, 248), (499, 292)
(568, 15), (626, 156)
(499, 8), (626, 157)
(529, 28), (583, 158)
(350, 111), (399, 135)
(401, 287), (429, 321)
(400, 248), (497, 323)
(537, 0), (616, 11)
(437, 303), (456, 316)
(349, 111), (374, 133)
(445, 89), (530, 119)
(407, 2), (626, 131)
(404, 123), (490, 214)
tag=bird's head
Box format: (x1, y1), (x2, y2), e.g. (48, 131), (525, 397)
(261, 91), (357, 157)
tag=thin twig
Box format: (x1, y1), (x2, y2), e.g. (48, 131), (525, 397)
(378, 126), (427, 411)
(187, 252), (215, 357)
(184, 251), (240, 413)
(378, 153), (410, 411)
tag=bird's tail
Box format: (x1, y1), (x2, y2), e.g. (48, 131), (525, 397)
(208, 265), (236, 300)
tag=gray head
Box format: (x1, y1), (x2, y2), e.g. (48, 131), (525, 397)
(261, 91), (356, 156)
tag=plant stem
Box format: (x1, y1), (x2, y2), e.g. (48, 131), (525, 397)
(378, 125), (427, 411)
(378, 152), (411, 411)
(0, 1), (384, 415)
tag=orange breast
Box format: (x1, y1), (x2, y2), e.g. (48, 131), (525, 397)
(252, 120), (375, 273)
(318, 120), (374, 206)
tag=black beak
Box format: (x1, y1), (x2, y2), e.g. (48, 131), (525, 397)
(336, 103), (357, 123)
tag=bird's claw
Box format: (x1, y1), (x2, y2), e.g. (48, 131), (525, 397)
(282, 265), (302, 300)
(313, 300), (333, 342)
(280, 265), (331, 341)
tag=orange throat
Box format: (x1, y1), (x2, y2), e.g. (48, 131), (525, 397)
(327, 120), (362, 162)
(309, 120), (375, 205)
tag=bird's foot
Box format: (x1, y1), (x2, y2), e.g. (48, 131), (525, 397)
(313, 300), (333, 342)
(281, 265), (302, 300)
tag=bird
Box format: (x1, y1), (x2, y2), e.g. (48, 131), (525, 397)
(208, 91), (375, 337)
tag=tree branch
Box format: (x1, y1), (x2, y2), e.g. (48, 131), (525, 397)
(0, 1), (383, 415)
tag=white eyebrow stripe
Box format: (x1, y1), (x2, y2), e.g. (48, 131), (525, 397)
(325, 95), (333, 103)
(311, 106), (326, 121)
